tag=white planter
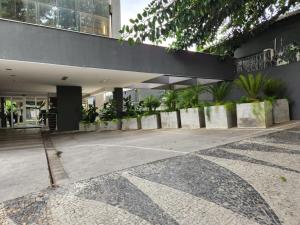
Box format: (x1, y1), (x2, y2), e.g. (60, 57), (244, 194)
(273, 99), (290, 124)
(79, 123), (96, 132)
(204, 105), (236, 129)
(296, 52), (300, 62)
(122, 118), (141, 130)
(100, 120), (122, 131)
(141, 114), (161, 130)
(160, 111), (181, 129)
(180, 108), (205, 129)
(237, 101), (273, 128)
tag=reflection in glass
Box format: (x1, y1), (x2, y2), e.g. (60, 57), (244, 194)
(38, 3), (57, 27)
(58, 7), (77, 30)
(0, 0), (110, 36)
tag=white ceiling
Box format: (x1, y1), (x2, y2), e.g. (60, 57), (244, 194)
(0, 59), (162, 96)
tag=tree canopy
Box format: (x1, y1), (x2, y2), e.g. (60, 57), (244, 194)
(120, 0), (299, 55)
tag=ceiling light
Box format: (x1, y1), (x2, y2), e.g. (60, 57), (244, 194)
(61, 76), (68, 81)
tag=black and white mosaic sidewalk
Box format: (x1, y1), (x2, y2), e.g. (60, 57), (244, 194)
(1, 127), (299, 225)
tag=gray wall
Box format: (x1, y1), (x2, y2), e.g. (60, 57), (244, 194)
(234, 14), (300, 58)
(0, 19), (235, 80)
(228, 62), (300, 120)
(56, 86), (82, 131)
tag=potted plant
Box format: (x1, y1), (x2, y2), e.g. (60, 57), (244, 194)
(79, 105), (99, 131)
(122, 96), (141, 130)
(178, 85), (206, 129)
(99, 100), (122, 131)
(263, 78), (290, 124)
(140, 96), (161, 130)
(204, 82), (236, 129)
(160, 90), (181, 129)
(235, 73), (273, 128)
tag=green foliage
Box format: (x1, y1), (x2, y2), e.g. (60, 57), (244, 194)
(99, 100), (118, 121)
(142, 96), (161, 114)
(162, 90), (178, 112)
(120, 0), (299, 55)
(235, 73), (265, 101)
(82, 105), (99, 123)
(123, 96), (138, 118)
(177, 85), (205, 109)
(206, 82), (232, 103)
(263, 78), (286, 99)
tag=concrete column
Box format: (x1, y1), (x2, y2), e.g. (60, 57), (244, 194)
(110, 0), (121, 38)
(56, 86), (82, 131)
(113, 88), (123, 118)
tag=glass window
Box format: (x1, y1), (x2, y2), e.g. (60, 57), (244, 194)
(25, 0), (37, 24)
(79, 12), (93, 34)
(77, 0), (93, 13)
(93, 15), (109, 36)
(58, 7), (77, 31)
(38, 2), (57, 27)
(0, 0), (17, 20)
(94, 0), (109, 17)
(37, 0), (55, 5)
(57, 0), (75, 10)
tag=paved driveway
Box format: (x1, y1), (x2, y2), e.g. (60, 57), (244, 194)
(0, 123), (299, 225)
(50, 127), (270, 183)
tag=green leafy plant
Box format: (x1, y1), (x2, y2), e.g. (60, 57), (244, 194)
(119, 0), (298, 55)
(235, 73), (265, 102)
(206, 82), (232, 104)
(162, 90), (178, 112)
(99, 100), (118, 121)
(143, 96), (161, 115)
(86, 105), (99, 123)
(263, 78), (286, 99)
(123, 96), (137, 118)
(177, 85), (205, 109)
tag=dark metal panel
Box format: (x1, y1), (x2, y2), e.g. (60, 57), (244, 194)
(56, 86), (82, 131)
(0, 19), (235, 80)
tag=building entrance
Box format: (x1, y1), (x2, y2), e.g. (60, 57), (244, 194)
(0, 96), (49, 129)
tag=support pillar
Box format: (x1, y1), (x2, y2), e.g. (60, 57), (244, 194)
(113, 88), (123, 118)
(56, 86), (82, 131)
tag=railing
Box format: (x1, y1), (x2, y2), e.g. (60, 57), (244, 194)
(236, 49), (274, 73)
(40, 113), (57, 131)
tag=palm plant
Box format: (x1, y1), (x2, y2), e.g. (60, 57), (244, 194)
(178, 84), (205, 109)
(263, 78), (286, 99)
(206, 82), (232, 103)
(143, 96), (161, 113)
(234, 73), (265, 101)
(162, 90), (178, 112)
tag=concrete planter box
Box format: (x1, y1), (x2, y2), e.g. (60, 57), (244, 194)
(180, 108), (205, 129)
(99, 120), (122, 131)
(237, 101), (273, 128)
(273, 99), (290, 124)
(160, 111), (181, 129)
(122, 118), (141, 130)
(141, 114), (161, 130)
(79, 123), (96, 132)
(204, 105), (236, 129)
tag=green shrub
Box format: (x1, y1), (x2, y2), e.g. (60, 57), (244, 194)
(162, 90), (178, 112)
(206, 82), (232, 104)
(177, 85), (205, 109)
(263, 78), (286, 99)
(143, 96), (161, 114)
(235, 73), (265, 101)
(99, 100), (117, 121)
